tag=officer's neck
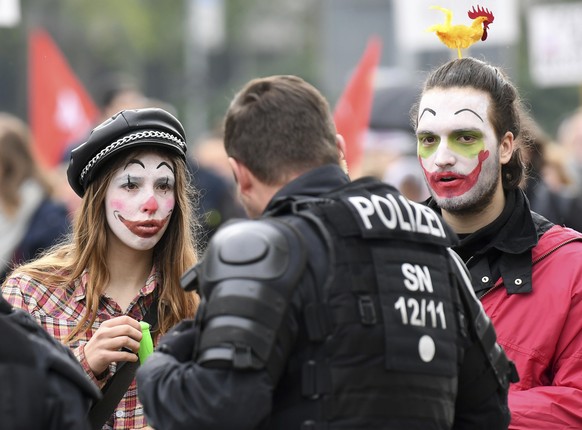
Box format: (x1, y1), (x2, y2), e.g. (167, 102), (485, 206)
(249, 174), (302, 218)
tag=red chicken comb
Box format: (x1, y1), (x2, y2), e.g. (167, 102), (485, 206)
(468, 5), (494, 23)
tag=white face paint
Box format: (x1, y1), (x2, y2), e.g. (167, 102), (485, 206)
(105, 152), (176, 251)
(416, 87), (501, 213)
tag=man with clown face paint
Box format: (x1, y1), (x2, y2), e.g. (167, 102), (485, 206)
(413, 57), (582, 428)
(417, 87), (509, 220)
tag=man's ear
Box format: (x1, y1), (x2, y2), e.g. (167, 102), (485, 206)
(499, 131), (514, 165)
(336, 134), (347, 160)
(336, 134), (349, 175)
(228, 157), (252, 194)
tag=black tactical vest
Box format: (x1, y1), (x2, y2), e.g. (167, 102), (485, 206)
(0, 297), (101, 430)
(268, 178), (465, 430)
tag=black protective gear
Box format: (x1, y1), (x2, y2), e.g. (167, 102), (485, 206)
(267, 179), (466, 429)
(187, 218), (307, 382)
(156, 319), (198, 363)
(0, 296), (101, 430)
(136, 167), (514, 430)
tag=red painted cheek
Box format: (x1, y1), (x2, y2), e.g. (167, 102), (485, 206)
(164, 198), (175, 213)
(110, 199), (125, 211)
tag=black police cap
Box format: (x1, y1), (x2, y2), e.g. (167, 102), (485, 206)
(67, 107), (187, 197)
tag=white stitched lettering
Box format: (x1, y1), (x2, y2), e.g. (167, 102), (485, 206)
(346, 193), (446, 238)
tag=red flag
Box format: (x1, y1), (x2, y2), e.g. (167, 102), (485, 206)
(28, 28), (99, 167)
(333, 36), (382, 176)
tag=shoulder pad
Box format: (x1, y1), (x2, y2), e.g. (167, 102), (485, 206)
(191, 219), (308, 378)
(198, 219), (307, 296)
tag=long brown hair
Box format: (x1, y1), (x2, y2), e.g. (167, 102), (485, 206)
(13, 147), (200, 343)
(0, 113), (54, 217)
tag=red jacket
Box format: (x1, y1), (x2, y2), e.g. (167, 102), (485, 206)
(481, 225), (582, 429)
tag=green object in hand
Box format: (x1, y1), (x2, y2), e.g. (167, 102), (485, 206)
(138, 321), (154, 364)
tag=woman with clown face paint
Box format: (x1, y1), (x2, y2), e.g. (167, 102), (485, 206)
(413, 57), (582, 429)
(2, 108), (200, 430)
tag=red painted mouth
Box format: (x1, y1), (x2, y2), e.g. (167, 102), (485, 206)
(427, 170), (472, 197)
(421, 150), (489, 198)
(116, 212), (171, 238)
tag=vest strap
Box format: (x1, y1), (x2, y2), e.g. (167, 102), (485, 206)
(301, 360), (332, 399)
(358, 294), (377, 325)
(304, 303), (331, 342)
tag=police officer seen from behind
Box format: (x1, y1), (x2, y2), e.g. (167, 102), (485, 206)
(136, 75), (517, 429)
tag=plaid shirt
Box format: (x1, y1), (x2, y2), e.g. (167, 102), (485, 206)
(2, 268), (158, 430)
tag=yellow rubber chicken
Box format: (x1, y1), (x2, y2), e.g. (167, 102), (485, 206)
(427, 5), (495, 58)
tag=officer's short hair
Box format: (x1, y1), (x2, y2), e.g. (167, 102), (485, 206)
(224, 75), (339, 185)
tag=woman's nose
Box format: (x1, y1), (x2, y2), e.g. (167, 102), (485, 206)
(141, 195), (159, 213)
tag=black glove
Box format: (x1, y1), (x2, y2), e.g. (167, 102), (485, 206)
(156, 319), (198, 362)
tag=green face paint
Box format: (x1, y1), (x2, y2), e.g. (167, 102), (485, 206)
(417, 130), (485, 159)
(417, 133), (440, 159)
(448, 131), (485, 158)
